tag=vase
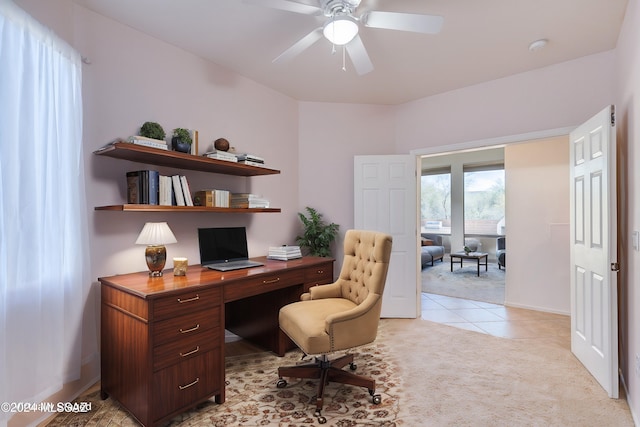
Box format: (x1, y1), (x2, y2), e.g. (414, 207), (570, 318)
(172, 137), (191, 153)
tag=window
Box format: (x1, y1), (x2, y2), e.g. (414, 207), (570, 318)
(421, 170), (451, 234)
(463, 167), (505, 236)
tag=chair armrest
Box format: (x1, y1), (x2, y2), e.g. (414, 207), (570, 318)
(305, 282), (342, 300)
(325, 294), (381, 350)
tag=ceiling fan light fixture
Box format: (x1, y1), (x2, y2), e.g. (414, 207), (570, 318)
(323, 15), (359, 45)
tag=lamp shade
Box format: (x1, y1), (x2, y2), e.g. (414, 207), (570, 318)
(135, 222), (177, 246)
(323, 15), (359, 45)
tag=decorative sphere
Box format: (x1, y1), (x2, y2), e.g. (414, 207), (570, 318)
(214, 138), (230, 151)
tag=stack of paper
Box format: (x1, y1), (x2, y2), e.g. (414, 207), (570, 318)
(267, 246), (302, 261)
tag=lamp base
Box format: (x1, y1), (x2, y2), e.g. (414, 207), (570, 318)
(145, 245), (167, 277)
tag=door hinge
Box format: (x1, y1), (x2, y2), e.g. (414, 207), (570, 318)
(611, 262), (620, 272)
(611, 107), (616, 126)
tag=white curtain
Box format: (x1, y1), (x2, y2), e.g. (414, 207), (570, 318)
(0, 1), (89, 423)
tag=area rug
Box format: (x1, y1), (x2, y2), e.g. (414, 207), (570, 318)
(422, 257), (505, 304)
(46, 325), (400, 426)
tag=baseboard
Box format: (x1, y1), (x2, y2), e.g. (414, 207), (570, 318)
(503, 300), (570, 316)
(8, 356), (100, 427)
(619, 371), (639, 426)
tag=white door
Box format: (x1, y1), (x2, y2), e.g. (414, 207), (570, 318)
(354, 155), (418, 318)
(569, 105), (618, 398)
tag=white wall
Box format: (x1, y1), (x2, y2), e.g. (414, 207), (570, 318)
(615, 0), (640, 422)
(504, 137), (570, 313)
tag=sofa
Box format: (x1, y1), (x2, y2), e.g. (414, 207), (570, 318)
(496, 236), (506, 269)
(421, 233), (445, 268)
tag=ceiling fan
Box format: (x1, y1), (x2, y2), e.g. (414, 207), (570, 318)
(246, 0), (444, 75)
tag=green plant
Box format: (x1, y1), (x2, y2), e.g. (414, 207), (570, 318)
(172, 128), (192, 145)
(295, 207), (339, 257)
(139, 121), (165, 140)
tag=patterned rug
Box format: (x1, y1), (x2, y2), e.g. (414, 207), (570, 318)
(47, 333), (400, 426)
(421, 256), (505, 304)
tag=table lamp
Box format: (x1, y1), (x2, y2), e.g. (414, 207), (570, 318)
(135, 222), (177, 277)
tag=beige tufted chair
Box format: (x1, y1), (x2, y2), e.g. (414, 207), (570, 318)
(277, 230), (393, 423)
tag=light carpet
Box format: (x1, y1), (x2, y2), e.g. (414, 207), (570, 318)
(47, 319), (634, 426)
(422, 257), (505, 305)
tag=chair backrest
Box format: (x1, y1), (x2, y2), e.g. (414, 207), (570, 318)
(496, 236), (506, 250)
(336, 230), (393, 306)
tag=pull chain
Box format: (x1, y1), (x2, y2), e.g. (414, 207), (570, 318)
(342, 45), (346, 71)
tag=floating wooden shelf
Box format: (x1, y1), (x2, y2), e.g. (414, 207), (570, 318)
(94, 204), (280, 213)
(94, 142), (280, 176)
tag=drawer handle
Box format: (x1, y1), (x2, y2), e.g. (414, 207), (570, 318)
(178, 377), (200, 390)
(177, 295), (200, 304)
(262, 277), (280, 284)
(179, 346), (200, 357)
(317, 270), (324, 274)
(179, 324), (200, 334)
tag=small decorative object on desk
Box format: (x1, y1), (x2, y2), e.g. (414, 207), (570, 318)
(268, 245), (302, 261)
(214, 137), (230, 151)
(463, 246), (472, 255)
(173, 257), (188, 276)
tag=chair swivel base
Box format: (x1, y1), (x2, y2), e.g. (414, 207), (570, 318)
(277, 353), (381, 424)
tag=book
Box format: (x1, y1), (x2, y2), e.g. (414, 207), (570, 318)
(126, 136), (168, 150)
(180, 176), (193, 206)
(194, 189), (230, 207)
(172, 175), (185, 206)
(204, 150), (238, 162)
(159, 175), (173, 206)
(230, 193), (270, 208)
(235, 153), (264, 163)
(126, 170), (159, 204)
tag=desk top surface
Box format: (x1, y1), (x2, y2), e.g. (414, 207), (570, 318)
(98, 256), (334, 298)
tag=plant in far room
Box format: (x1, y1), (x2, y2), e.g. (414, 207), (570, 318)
(296, 206), (339, 257)
(171, 128), (192, 153)
(139, 121), (165, 140)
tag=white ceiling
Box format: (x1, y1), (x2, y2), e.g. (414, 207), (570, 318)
(73, 0), (629, 105)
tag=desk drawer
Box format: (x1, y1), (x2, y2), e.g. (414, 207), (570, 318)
(304, 263), (333, 286)
(223, 269), (304, 302)
(153, 350), (221, 422)
(153, 328), (219, 371)
(153, 287), (221, 321)
(153, 307), (220, 346)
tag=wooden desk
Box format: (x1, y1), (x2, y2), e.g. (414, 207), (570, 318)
(99, 256), (334, 427)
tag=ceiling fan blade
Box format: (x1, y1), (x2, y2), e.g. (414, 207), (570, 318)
(345, 35), (374, 75)
(363, 11), (444, 34)
(243, 0), (321, 15)
(273, 27), (323, 63)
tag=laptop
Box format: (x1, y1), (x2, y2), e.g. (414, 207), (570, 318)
(198, 227), (263, 271)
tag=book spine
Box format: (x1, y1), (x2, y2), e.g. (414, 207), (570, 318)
(126, 171), (140, 204)
(172, 175), (185, 206)
(148, 170), (159, 205)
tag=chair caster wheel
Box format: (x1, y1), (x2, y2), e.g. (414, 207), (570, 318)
(349, 362), (357, 370)
(317, 415), (327, 424)
(372, 394), (382, 405)
(276, 379), (287, 388)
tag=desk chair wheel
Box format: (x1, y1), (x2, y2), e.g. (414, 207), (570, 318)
(314, 411), (327, 424)
(372, 394), (382, 405)
(349, 362), (357, 370)
(276, 379), (287, 388)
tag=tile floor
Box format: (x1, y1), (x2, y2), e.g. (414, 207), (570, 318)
(421, 292), (571, 349)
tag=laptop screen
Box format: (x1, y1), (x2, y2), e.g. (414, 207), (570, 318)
(198, 227), (249, 265)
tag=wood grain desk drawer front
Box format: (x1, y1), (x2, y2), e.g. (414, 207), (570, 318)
(153, 328), (219, 371)
(153, 287), (221, 321)
(304, 262), (333, 286)
(223, 269), (304, 302)
(153, 308), (220, 345)
(153, 350), (221, 422)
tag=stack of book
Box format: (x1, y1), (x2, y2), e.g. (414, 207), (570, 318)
(203, 150), (237, 162)
(267, 246), (302, 261)
(127, 171), (193, 206)
(235, 153), (265, 167)
(126, 136), (168, 150)
(230, 193), (270, 209)
(193, 189), (230, 208)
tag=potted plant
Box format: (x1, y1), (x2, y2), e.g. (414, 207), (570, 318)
(296, 206), (339, 257)
(139, 121), (165, 141)
(171, 128), (192, 153)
